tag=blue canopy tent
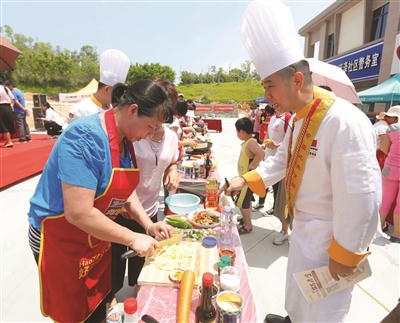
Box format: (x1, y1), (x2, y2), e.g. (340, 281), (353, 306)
(357, 73), (400, 105)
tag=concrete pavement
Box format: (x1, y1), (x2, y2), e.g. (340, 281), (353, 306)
(1, 118), (399, 322)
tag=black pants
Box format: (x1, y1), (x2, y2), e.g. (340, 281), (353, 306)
(44, 121), (62, 136)
(259, 181), (279, 208)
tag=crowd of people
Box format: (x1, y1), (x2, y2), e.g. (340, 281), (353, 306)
(22, 49), (205, 322)
(1, 2), (398, 321)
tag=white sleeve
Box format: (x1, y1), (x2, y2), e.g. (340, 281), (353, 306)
(331, 118), (381, 253)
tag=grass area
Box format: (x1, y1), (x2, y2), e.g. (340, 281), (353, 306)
(176, 81), (264, 103)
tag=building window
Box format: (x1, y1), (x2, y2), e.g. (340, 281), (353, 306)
(370, 3), (389, 41)
(327, 34), (334, 58)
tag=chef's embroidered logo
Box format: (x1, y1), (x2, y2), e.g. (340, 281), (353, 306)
(104, 198), (126, 219)
(309, 140), (318, 158)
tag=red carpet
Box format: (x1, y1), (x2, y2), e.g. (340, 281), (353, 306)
(0, 134), (56, 190)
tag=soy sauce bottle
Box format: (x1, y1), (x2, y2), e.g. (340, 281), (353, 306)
(195, 272), (216, 323)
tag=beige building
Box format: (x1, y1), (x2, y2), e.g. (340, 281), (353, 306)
(299, 0), (400, 113)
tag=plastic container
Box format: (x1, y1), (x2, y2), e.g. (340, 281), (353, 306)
(219, 266), (240, 294)
(124, 297), (139, 322)
(165, 193), (200, 214)
(220, 206), (234, 245)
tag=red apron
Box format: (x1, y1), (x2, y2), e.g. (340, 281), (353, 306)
(39, 109), (140, 322)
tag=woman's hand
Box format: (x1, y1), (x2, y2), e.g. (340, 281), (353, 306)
(129, 234), (160, 258)
(164, 168), (179, 192)
(148, 222), (173, 240)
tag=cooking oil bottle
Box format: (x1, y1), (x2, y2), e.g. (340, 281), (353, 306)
(205, 170), (218, 210)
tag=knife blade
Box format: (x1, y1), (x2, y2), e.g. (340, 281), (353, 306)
(155, 233), (182, 253)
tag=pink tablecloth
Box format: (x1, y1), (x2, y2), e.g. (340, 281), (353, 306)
(136, 227), (260, 322)
(203, 119), (223, 132)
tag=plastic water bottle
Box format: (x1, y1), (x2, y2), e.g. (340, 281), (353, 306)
(220, 206), (233, 245)
(124, 297), (139, 322)
(204, 113), (208, 119)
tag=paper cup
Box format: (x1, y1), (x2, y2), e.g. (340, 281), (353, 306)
(216, 291), (243, 322)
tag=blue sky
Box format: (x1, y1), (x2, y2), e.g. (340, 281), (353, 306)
(1, 0), (334, 77)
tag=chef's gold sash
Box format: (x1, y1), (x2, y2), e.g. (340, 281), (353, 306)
(285, 86), (336, 218)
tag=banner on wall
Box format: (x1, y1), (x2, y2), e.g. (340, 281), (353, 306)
(326, 41), (383, 82)
(391, 34), (400, 75)
(196, 105), (212, 111)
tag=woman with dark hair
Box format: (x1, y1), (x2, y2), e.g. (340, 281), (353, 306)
(27, 79), (174, 323)
(0, 78), (15, 148)
(39, 102), (65, 139)
(166, 99), (199, 153)
(111, 78), (180, 306)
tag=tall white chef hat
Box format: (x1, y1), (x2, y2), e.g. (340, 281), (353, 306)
(239, 0), (304, 80)
(99, 49), (130, 86)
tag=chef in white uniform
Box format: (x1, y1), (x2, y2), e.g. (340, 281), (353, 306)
(67, 49), (130, 123)
(221, 1), (381, 322)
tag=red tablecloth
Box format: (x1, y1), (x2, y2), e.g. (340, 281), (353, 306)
(136, 227), (260, 322)
(203, 119), (222, 132)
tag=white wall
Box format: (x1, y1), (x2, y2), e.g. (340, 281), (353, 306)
(338, 1), (364, 54)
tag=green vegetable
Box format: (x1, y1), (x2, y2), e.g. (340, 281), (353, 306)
(166, 217), (193, 229)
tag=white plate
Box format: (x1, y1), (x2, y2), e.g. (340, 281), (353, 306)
(187, 209), (221, 228)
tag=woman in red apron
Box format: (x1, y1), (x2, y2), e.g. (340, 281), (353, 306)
(28, 79), (174, 322)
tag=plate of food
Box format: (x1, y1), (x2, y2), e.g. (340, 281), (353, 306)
(187, 209), (221, 228)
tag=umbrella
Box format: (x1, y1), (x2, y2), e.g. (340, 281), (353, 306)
(306, 58), (362, 104)
(0, 35), (22, 71)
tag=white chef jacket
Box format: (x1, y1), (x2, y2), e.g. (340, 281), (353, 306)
(67, 96), (110, 124)
(246, 95), (381, 322)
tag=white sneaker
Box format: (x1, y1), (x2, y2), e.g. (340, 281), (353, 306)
(272, 231), (289, 245)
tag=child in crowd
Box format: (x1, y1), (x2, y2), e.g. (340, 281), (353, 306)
(234, 117), (265, 234)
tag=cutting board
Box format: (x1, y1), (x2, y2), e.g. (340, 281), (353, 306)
(138, 240), (218, 287)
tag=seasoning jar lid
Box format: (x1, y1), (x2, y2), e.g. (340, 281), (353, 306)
(201, 236), (217, 248)
(216, 255), (232, 268)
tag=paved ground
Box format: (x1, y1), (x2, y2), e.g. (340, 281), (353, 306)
(1, 118), (399, 322)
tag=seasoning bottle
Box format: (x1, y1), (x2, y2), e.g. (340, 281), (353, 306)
(124, 297), (139, 323)
(195, 272), (217, 323)
(205, 170), (218, 210)
(204, 155), (210, 179)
